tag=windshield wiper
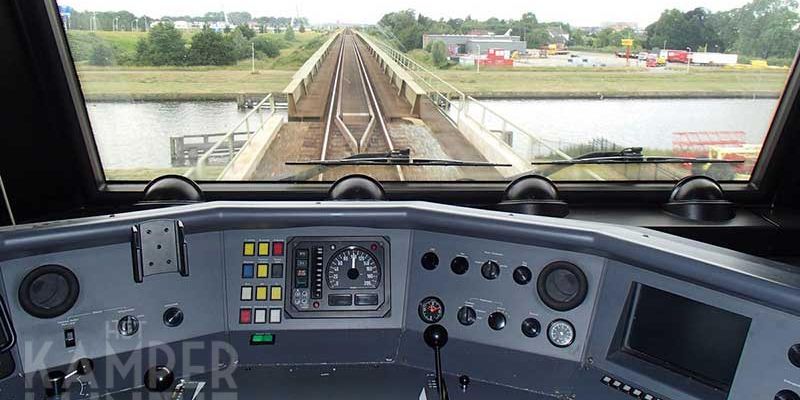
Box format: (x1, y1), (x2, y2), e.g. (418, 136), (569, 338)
(531, 147), (744, 166)
(286, 149), (511, 167)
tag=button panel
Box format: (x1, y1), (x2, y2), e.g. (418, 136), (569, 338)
(601, 375), (663, 400)
(237, 238), (286, 325)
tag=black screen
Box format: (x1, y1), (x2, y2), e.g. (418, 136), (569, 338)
(623, 285), (751, 390)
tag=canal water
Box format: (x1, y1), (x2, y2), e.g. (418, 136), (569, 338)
(87, 98), (779, 170)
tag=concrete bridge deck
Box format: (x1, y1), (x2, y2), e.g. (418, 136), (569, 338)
(243, 30), (504, 182)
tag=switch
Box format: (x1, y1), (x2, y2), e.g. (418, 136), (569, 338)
(272, 241), (285, 256)
(643, 395), (654, 400)
(621, 384), (632, 393)
(254, 308), (267, 324)
(239, 308), (252, 324)
(256, 263), (269, 278)
(328, 294), (352, 306)
(296, 249), (309, 259)
(270, 286), (282, 301)
(250, 333), (275, 345)
(256, 286), (268, 301)
(257, 242), (270, 256)
(611, 380), (622, 389)
(271, 263), (284, 278)
(601, 376), (613, 385)
(64, 328), (76, 348)
(240, 286), (253, 301)
(241, 263), (255, 279)
(355, 293), (379, 306)
(269, 308), (282, 323)
(631, 388), (643, 398)
(243, 242), (256, 256)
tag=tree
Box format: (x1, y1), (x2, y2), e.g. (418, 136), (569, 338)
(227, 11), (252, 26)
(735, 0), (800, 58)
(284, 25), (296, 41)
(429, 40), (448, 67)
(135, 22), (186, 66)
(299, 24), (306, 33)
(187, 27), (236, 66)
(235, 24), (256, 40)
(227, 29), (251, 60)
(89, 43), (113, 66)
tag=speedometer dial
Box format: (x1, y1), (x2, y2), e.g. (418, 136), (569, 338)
(326, 246), (381, 290)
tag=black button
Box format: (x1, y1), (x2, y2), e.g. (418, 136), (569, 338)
(271, 263), (284, 279)
(513, 266), (532, 285)
(488, 312), (506, 330)
(354, 294), (379, 306)
(328, 294), (353, 306)
(421, 252), (439, 270)
(521, 318), (541, 338)
(451, 256), (469, 275)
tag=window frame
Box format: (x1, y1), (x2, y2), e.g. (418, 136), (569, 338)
(39, 0), (800, 206)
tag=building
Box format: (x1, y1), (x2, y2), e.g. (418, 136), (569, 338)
(422, 33), (527, 56)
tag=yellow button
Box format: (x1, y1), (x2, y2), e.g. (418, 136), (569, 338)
(258, 242), (270, 256)
(270, 286), (282, 301)
(256, 263), (269, 278)
(255, 286), (268, 301)
(243, 242), (256, 256)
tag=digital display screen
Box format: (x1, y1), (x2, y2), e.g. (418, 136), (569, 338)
(623, 285), (751, 390)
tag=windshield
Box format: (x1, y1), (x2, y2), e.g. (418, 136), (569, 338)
(56, 0), (799, 183)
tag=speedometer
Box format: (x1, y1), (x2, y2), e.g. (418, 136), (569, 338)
(326, 246), (382, 290)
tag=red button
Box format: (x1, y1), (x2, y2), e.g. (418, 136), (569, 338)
(272, 241), (285, 257)
(239, 308), (252, 324)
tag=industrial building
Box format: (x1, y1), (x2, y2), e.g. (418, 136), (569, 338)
(422, 33), (527, 56)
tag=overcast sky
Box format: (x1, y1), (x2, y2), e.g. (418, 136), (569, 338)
(60, 0), (754, 26)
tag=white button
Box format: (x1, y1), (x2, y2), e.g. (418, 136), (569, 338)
(269, 308), (282, 323)
(254, 309), (267, 324)
(240, 286), (253, 301)
(644, 395), (654, 400)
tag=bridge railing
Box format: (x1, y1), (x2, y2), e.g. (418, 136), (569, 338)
(367, 35), (573, 163)
(185, 93), (276, 180)
(283, 31), (342, 116)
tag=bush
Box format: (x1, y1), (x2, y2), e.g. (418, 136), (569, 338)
(284, 25), (296, 42)
(253, 36), (281, 58)
(235, 24), (256, 40)
(89, 43), (114, 66)
(227, 30), (251, 60)
(430, 40), (448, 68)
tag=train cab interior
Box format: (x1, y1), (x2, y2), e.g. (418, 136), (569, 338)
(4, 0), (800, 399)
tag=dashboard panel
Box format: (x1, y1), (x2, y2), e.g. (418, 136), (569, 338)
(0, 202), (797, 400)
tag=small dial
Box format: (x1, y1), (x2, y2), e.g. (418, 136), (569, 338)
(418, 297), (444, 324)
(547, 319), (575, 348)
(457, 306), (476, 326)
(481, 261), (500, 280)
(326, 246), (381, 290)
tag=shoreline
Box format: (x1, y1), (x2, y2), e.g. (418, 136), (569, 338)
(83, 90), (782, 102)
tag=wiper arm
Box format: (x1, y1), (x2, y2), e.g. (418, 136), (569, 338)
(531, 147), (744, 166)
(286, 149), (511, 167)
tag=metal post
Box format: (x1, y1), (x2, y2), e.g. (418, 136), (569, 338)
(245, 117), (251, 140)
(251, 43), (256, 73)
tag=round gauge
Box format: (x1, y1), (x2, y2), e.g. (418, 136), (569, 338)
(418, 296), (445, 324)
(547, 319), (575, 348)
(326, 246), (381, 290)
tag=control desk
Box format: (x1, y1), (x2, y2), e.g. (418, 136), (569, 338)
(0, 202), (798, 400)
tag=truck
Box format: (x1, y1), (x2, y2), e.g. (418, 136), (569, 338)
(690, 52), (738, 66)
(659, 49), (689, 64)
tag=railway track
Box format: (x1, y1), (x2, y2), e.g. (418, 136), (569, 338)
(320, 31), (403, 180)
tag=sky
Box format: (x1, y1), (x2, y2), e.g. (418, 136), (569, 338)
(60, 0), (755, 26)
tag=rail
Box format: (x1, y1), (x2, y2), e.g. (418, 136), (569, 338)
(185, 93), (277, 180)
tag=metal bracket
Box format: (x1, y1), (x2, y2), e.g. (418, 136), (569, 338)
(131, 220), (189, 283)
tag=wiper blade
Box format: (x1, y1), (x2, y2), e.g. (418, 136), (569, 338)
(531, 147), (744, 166)
(286, 149), (511, 167)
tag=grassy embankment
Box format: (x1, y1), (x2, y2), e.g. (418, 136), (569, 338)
(69, 31), (790, 101)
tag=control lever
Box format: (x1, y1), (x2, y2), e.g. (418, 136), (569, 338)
(423, 325), (449, 400)
(46, 358), (94, 399)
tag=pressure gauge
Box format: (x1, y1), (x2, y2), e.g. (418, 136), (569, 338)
(547, 319), (575, 348)
(418, 297), (445, 324)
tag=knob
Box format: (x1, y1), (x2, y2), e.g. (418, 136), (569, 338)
(521, 318), (541, 338)
(421, 252), (439, 270)
(789, 344), (800, 368)
(72, 358), (94, 376)
(423, 324), (449, 349)
(144, 366), (175, 392)
(488, 312), (506, 331)
(163, 307), (184, 328)
(776, 390), (800, 400)
(457, 306), (476, 326)
(513, 266), (532, 285)
(481, 261), (500, 280)
(459, 374), (470, 391)
(451, 256), (469, 275)
(118, 315), (139, 336)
